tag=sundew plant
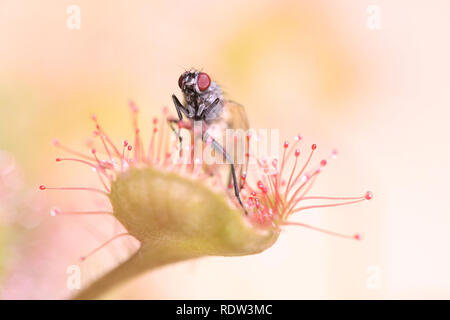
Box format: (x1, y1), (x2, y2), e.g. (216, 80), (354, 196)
(40, 102), (372, 299)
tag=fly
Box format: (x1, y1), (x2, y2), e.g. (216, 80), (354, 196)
(169, 69), (249, 213)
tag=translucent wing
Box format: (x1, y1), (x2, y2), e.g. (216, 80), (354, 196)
(201, 100), (249, 190)
(221, 100), (249, 188)
(222, 100), (249, 132)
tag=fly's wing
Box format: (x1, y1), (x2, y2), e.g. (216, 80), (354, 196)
(222, 100), (249, 189)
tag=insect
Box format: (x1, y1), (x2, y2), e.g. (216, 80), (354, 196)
(169, 69), (249, 213)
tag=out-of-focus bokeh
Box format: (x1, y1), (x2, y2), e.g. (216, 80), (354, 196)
(0, 0), (449, 299)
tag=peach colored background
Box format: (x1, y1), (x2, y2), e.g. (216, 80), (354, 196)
(0, 0), (449, 299)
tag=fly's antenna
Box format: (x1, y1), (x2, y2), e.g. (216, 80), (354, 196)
(175, 64), (188, 72)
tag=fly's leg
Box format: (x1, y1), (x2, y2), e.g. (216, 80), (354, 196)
(167, 117), (183, 154)
(170, 94), (190, 154)
(204, 132), (247, 215)
(227, 135), (249, 191)
(203, 98), (221, 121)
(172, 94), (189, 120)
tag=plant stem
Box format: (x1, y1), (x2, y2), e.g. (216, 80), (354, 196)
(73, 239), (201, 300)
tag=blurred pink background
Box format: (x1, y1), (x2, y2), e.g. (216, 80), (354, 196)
(0, 0), (449, 299)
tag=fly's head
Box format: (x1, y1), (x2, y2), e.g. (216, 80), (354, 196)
(178, 70), (223, 121)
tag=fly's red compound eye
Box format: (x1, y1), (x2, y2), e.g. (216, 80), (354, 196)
(197, 72), (211, 91)
(178, 74), (185, 88)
